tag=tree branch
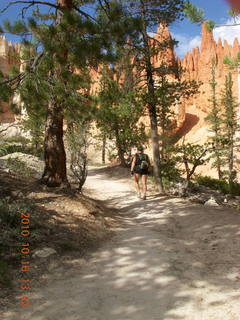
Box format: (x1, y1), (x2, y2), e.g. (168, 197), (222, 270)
(189, 148), (208, 178)
(0, 1), (59, 14)
(0, 51), (45, 88)
(72, 5), (98, 23)
(0, 1), (99, 24)
(0, 72), (25, 86)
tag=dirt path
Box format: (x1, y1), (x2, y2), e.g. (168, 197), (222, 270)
(3, 167), (240, 320)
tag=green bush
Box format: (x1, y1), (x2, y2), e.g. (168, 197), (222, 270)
(0, 199), (21, 228)
(4, 136), (30, 145)
(0, 144), (22, 157)
(6, 158), (36, 177)
(0, 144), (43, 158)
(230, 182), (240, 196)
(160, 158), (182, 187)
(196, 175), (240, 196)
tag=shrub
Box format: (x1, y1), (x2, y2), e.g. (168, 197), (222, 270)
(4, 136), (30, 145)
(0, 199), (21, 228)
(6, 158), (36, 177)
(196, 175), (240, 196)
(0, 143), (43, 158)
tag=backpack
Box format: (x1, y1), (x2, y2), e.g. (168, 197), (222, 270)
(136, 153), (149, 170)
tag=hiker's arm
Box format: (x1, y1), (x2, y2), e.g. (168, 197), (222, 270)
(147, 155), (151, 165)
(131, 156), (136, 172)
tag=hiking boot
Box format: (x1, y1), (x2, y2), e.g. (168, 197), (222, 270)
(142, 195), (146, 200)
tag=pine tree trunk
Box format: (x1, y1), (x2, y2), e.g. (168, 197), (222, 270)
(142, 51), (163, 191)
(115, 134), (126, 167)
(41, 101), (68, 187)
(149, 105), (164, 192)
(140, 2), (164, 193)
(40, 0), (73, 187)
(210, 61), (224, 181)
(102, 135), (106, 164)
(216, 154), (223, 180)
(228, 135), (234, 194)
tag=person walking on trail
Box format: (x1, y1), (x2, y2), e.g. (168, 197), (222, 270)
(131, 146), (150, 200)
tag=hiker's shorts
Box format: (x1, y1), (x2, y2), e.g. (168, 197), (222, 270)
(134, 168), (149, 175)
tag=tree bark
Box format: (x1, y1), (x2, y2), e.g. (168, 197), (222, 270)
(41, 0), (73, 187)
(140, 1), (164, 192)
(41, 100), (68, 187)
(228, 134), (234, 194)
(149, 103), (164, 192)
(102, 135), (106, 164)
(115, 132), (127, 167)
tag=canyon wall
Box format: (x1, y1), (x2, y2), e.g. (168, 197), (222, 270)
(180, 21), (239, 115)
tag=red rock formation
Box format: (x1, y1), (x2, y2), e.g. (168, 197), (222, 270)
(180, 22), (239, 114)
(0, 36), (21, 123)
(153, 23), (177, 69)
(1, 21), (239, 136)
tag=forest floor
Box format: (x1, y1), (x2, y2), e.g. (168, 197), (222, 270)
(1, 165), (240, 320)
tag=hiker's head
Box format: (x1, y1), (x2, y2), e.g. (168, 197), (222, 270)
(137, 146), (144, 153)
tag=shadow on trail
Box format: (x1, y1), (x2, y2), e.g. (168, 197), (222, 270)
(78, 196), (240, 319)
(5, 167), (240, 320)
(85, 168), (240, 318)
(88, 165), (130, 181)
(27, 185), (240, 320)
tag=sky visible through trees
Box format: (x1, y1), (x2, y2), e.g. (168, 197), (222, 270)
(0, 0), (237, 58)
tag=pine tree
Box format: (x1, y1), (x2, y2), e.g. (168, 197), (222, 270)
(0, 0), (138, 186)
(184, 1), (240, 30)
(154, 63), (199, 159)
(183, 1), (205, 24)
(97, 53), (147, 166)
(174, 140), (210, 195)
(21, 103), (45, 154)
(124, 0), (199, 191)
(66, 118), (90, 192)
(206, 59), (224, 179)
(221, 72), (240, 194)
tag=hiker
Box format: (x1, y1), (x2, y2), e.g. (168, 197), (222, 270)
(131, 146), (150, 200)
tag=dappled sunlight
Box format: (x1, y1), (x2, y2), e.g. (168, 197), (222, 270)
(4, 166), (240, 320)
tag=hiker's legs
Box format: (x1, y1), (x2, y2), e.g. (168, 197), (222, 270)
(142, 174), (148, 199)
(134, 173), (141, 196)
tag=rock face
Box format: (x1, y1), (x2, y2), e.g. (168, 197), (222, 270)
(0, 36), (21, 123)
(152, 24), (186, 129)
(180, 22), (239, 114)
(152, 23), (178, 70)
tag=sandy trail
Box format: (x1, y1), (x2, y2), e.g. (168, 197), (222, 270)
(3, 167), (240, 320)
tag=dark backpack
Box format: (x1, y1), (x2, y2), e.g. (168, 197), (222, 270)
(136, 153), (149, 170)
